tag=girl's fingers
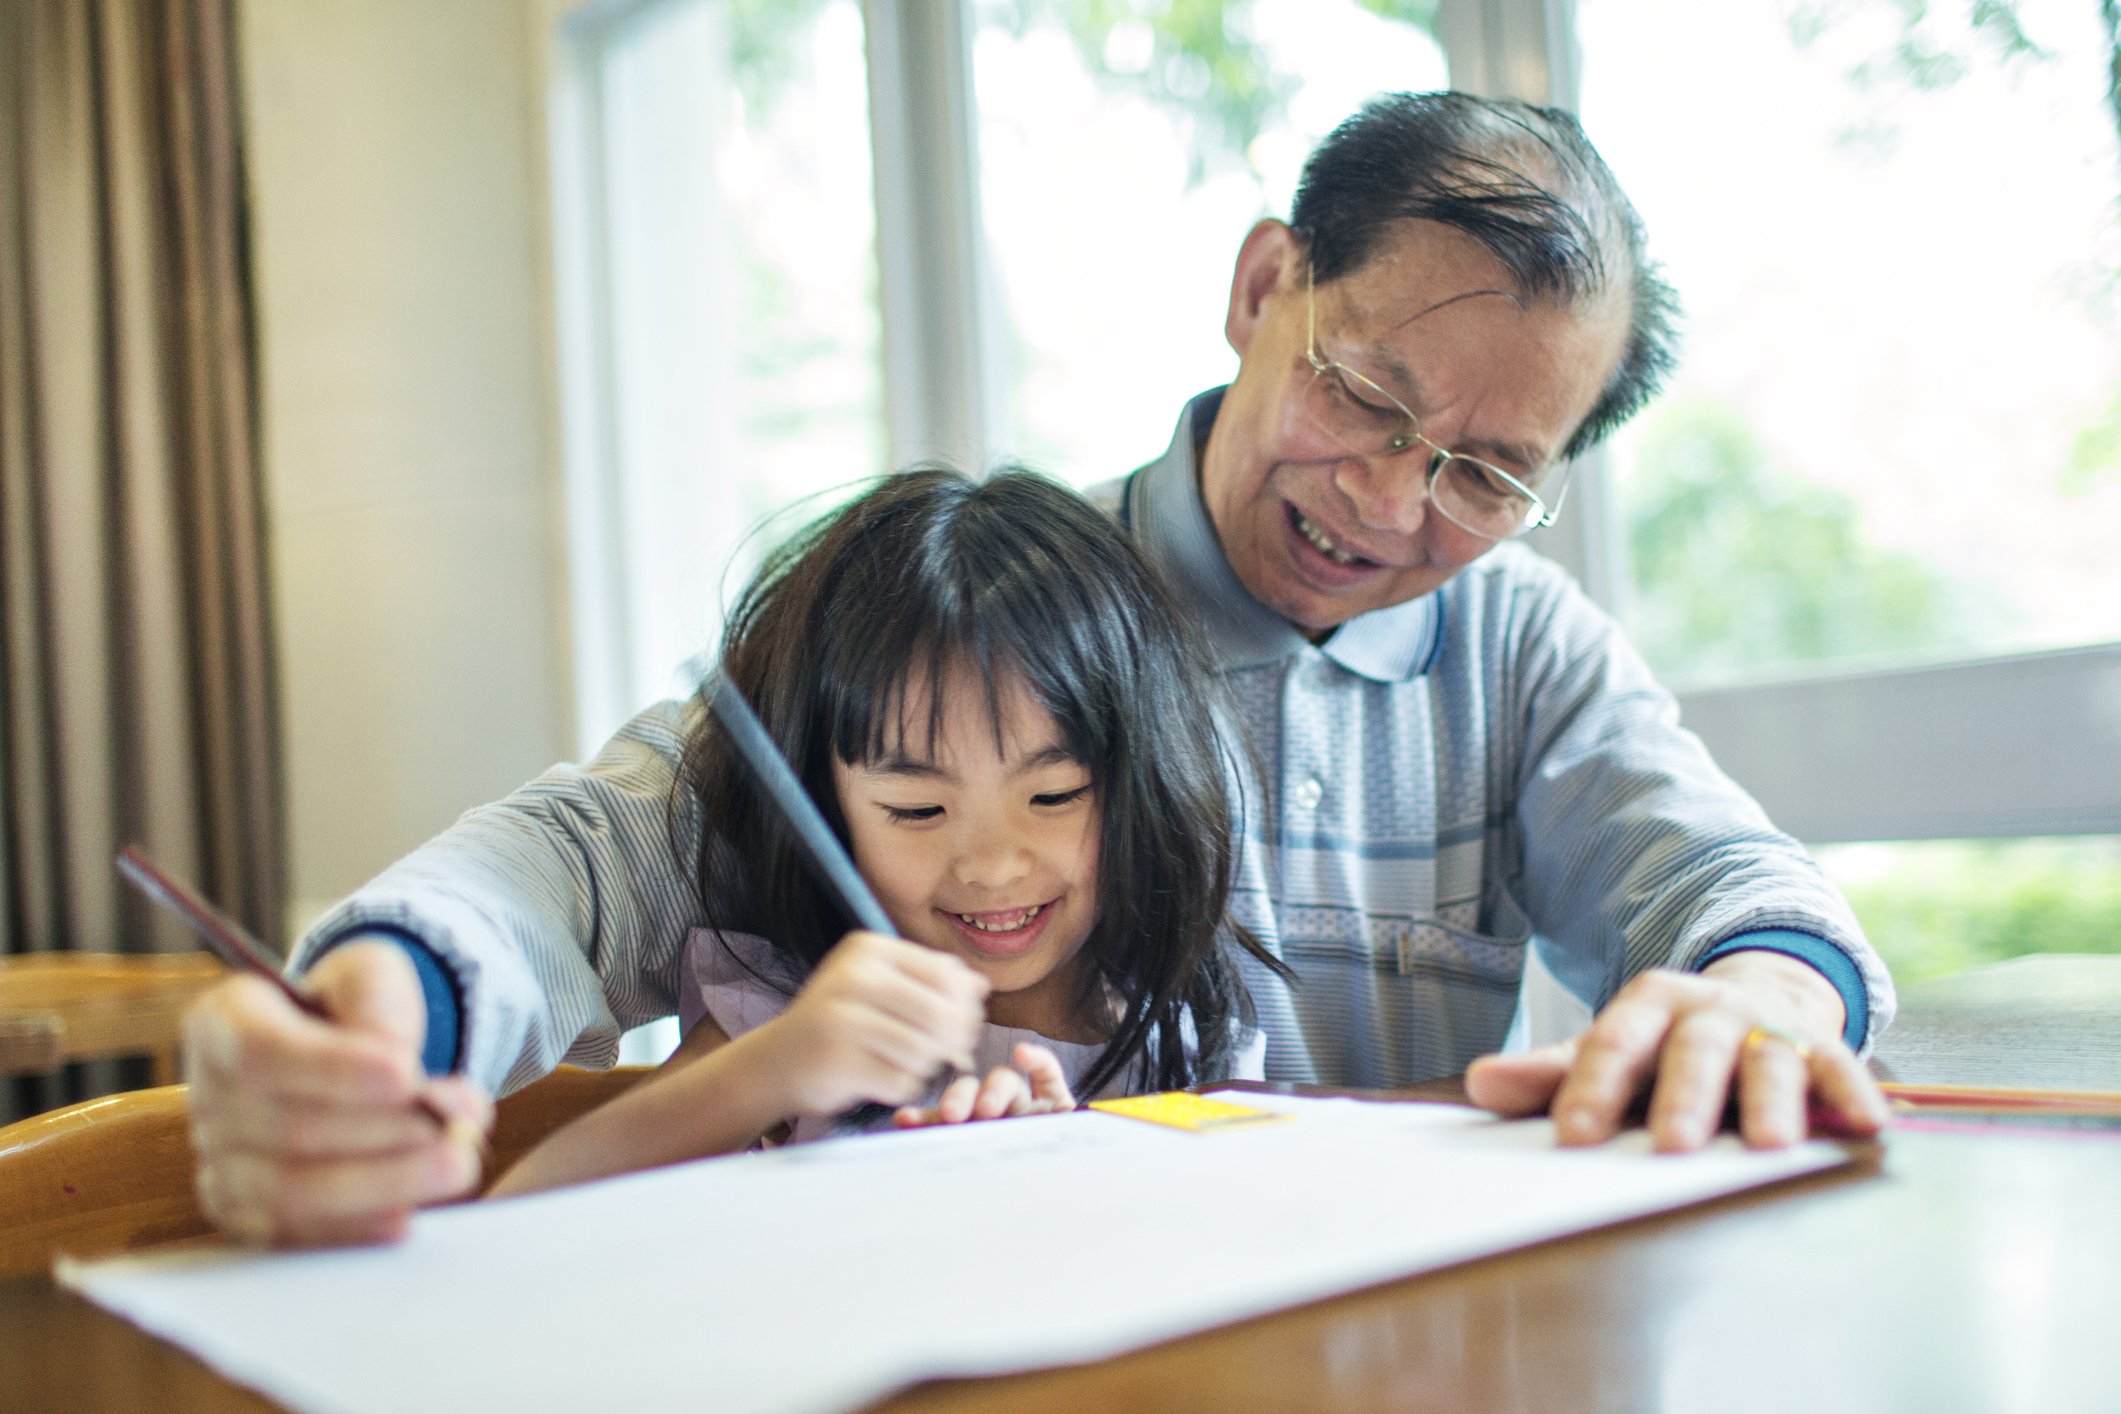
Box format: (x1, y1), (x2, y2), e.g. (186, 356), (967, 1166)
(971, 1067), (1029, 1120)
(1013, 1043), (1075, 1112)
(935, 1073), (982, 1124)
(820, 941), (984, 1067)
(878, 935), (991, 1006)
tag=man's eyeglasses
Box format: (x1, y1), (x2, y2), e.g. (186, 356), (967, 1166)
(1302, 268), (1563, 541)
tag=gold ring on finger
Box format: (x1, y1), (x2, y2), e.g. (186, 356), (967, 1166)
(1743, 1023), (1812, 1062)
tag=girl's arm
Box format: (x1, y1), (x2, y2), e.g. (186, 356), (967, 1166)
(486, 931), (989, 1197)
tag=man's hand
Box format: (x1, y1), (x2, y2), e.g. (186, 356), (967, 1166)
(892, 1041), (1076, 1128)
(184, 941), (492, 1247)
(750, 931), (990, 1118)
(1464, 952), (1889, 1151)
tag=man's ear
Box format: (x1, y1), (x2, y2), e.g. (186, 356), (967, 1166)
(1225, 220), (1300, 359)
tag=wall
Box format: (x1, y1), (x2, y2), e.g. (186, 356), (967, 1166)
(239, 0), (572, 936)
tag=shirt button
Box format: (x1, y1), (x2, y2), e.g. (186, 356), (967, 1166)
(1293, 777), (1324, 811)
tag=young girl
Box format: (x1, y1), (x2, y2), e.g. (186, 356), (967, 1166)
(488, 468), (1279, 1196)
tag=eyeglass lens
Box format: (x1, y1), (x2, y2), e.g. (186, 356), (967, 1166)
(1302, 367), (1539, 539)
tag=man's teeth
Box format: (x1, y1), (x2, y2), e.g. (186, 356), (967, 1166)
(956, 903), (1044, 933)
(1296, 511), (1361, 566)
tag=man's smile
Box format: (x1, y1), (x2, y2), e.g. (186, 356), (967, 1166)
(1283, 501), (1407, 585)
(1292, 506), (1365, 565)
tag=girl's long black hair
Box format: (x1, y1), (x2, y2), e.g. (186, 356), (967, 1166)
(675, 467), (1283, 1096)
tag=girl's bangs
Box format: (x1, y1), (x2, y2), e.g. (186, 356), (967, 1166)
(815, 494), (1120, 774)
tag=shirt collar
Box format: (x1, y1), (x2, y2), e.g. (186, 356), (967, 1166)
(1125, 389), (1445, 684)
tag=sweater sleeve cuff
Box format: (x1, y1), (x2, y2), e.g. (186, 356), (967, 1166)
(1697, 929), (1868, 1050)
(306, 928), (465, 1077)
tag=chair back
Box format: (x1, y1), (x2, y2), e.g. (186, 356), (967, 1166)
(0, 1085), (203, 1280)
(0, 952), (227, 1084)
(0, 1065), (651, 1280)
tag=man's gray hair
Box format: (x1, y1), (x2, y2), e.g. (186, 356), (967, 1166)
(1290, 91), (1680, 460)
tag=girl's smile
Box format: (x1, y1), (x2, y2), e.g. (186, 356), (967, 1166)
(832, 666), (1103, 1041)
(942, 899), (1057, 957)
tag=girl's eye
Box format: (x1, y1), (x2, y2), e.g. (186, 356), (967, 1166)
(1030, 786), (1091, 808)
(881, 804), (944, 823)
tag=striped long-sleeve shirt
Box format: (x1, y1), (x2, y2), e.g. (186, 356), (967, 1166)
(292, 390), (1893, 1094)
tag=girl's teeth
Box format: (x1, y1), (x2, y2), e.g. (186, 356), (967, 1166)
(1296, 511), (1360, 565)
(957, 904), (1043, 932)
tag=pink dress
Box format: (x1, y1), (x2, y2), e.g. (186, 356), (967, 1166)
(677, 929), (1265, 1145)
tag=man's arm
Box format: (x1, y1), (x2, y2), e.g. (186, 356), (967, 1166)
(287, 698), (710, 1094)
(184, 699), (709, 1243)
(1465, 553), (1892, 1148)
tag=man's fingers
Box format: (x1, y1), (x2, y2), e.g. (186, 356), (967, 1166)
(186, 977), (419, 1107)
(193, 1093), (442, 1159)
(1464, 1042), (1575, 1118)
(1646, 1009), (1746, 1153)
(1805, 1045), (1891, 1138)
(197, 1074), (495, 1161)
(1734, 1028), (1811, 1149)
(200, 1137), (478, 1248)
(304, 942), (431, 1053)
(419, 1077), (496, 1136)
(1550, 988), (1681, 1145)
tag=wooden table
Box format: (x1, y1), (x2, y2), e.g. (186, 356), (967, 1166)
(6, 1072), (2119, 1414)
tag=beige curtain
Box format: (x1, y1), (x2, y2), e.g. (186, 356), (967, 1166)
(0, 0), (281, 1106)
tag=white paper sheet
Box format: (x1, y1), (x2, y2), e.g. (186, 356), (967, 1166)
(60, 1094), (1849, 1414)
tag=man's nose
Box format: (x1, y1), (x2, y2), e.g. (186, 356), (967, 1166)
(1333, 452), (1430, 535)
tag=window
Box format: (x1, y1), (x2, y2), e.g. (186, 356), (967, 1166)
(1563, 0), (2121, 974)
(552, 0), (883, 755)
(552, 0), (883, 1064)
(1578, 0), (2121, 685)
(548, 0), (2121, 1007)
(971, 0), (1447, 486)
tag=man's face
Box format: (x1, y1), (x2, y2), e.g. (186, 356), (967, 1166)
(1200, 219), (1629, 635)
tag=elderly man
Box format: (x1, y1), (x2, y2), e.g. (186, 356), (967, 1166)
(1090, 92), (1889, 1154)
(184, 92), (1890, 1246)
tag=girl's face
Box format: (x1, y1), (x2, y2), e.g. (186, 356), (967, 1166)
(832, 667), (1102, 1038)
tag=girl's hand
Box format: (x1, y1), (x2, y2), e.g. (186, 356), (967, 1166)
(755, 930), (990, 1118)
(892, 1042), (1076, 1128)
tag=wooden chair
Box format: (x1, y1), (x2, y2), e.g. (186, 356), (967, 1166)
(0, 1064), (650, 1280)
(0, 952), (228, 1085)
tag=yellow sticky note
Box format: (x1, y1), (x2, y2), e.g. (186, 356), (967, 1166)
(1088, 1091), (1295, 1133)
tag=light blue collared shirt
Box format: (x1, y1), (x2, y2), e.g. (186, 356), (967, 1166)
(1090, 391), (1890, 1084)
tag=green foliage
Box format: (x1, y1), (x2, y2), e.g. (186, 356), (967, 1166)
(1824, 838), (2121, 983)
(1783, 0), (2121, 172)
(2065, 386), (2121, 494)
(985, 0), (1438, 177)
(726, 0), (835, 113)
(1622, 396), (1996, 679)
(1787, 0), (2053, 92)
